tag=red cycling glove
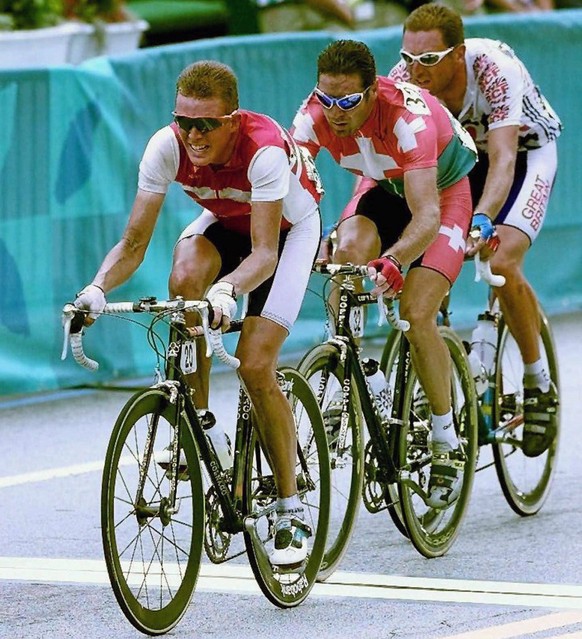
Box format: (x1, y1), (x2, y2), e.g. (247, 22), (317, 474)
(367, 255), (404, 296)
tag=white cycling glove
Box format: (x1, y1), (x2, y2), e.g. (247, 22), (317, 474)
(207, 281), (237, 327)
(74, 284), (106, 321)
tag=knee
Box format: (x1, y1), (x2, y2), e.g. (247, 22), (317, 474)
(238, 357), (275, 395)
(169, 262), (206, 299)
(399, 302), (435, 342)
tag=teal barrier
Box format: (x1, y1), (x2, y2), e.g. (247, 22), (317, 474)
(1, 10), (581, 395)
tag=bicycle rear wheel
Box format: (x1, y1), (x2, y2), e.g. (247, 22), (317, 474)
(298, 343), (364, 581)
(492, 307), (560, 515)
(242, 367), (330, 606)
(397, 327), (478, 558)
(101, 388), (204, 635)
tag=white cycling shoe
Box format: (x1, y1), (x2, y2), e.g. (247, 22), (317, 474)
(269, 514), (311, 567)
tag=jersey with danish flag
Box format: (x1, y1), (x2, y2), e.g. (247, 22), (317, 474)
(138, 110), (323, 235)
(291, 76), (476, 198)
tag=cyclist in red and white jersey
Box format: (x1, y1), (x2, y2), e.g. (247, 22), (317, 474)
(292, 39), (477, 509)
(73, 60), (323, 566)
(389, 4), (562, 457)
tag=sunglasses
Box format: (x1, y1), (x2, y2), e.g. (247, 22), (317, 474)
(399, 46), (455, 67)
(172, 111), (235, 134)
(313, 86), (371, 111)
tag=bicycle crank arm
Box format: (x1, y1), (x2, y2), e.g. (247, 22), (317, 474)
(398, 472), (430, 505)
(243, 502), (278, 532)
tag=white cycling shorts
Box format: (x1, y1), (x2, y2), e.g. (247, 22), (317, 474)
(178, 210), (320, 332)
(495, 141), (558, 244)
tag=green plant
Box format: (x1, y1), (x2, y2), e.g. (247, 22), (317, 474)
(64, 0), (133, 22)
(0, 0), (64, 29)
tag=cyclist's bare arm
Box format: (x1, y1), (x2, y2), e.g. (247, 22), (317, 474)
(91, 189), (165, 293)
(389, 167), (440, 266)
(466, 125), (519, 256)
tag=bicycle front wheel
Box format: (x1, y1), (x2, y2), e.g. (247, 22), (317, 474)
(298, 343), (364, 581)
(379, 328), (408, 538)
(492, 307), (560, 515)
(242, 367), (330, 606)
(101, 388), (204, 635)
(397, 327), (478, 558)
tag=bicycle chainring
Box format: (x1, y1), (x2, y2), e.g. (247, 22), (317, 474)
(204, 485), (232, 563)
(362, 440), (388, 513)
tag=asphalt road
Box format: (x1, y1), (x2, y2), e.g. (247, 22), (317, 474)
(1, 312), (581, 639)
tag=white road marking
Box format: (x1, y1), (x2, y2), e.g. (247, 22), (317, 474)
(1, 557), (582, 611)
(0, 457), (136, 488)
(0, 461), (104, 488)
(438, 611), (582, 638)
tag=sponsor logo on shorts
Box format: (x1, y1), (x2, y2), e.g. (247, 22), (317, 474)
(521, 174), (550, 232)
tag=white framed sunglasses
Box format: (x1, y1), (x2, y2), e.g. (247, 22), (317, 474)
(313, 86), (371, 111)
(399, 46), (455, 67)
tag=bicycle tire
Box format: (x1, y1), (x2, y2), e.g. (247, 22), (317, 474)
(379, 328), (409, 538)
(492, 306), (560, 515)
(242, 367), (330, 606)
(397, 327), (478, 558)
(101, 388), (204, 635)
(298, 343), (365, 581)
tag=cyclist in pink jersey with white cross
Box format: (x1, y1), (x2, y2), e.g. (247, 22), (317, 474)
(291, 39), (477, 509)
(73, 60), (323, 566)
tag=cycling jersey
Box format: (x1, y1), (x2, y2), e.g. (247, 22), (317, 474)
(291, 75), (477, 198)
(139, 110), (323, 235)
(388, 38), (562, 152)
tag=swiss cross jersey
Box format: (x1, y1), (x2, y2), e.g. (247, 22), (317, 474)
(389, 38), (562, 153)
(291, 76), (476, 198)
(138, 110), (323, 235)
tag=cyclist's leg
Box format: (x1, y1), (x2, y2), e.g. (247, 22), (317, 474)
(239, 211), (320, 566)
(489, 143), (559, 456)
(169, 213), (224, 407)
(400, 267), (454, 434)
(402, 178), (472, 508)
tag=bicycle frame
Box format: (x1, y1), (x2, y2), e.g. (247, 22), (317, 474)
(323, 273), (402, 488)
(160, 312), (272, 540)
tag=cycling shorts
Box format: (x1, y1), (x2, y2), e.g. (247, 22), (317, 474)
(340, 178), (472, 284)
(177, 210), (320, 332)
(469, 142), (557, 244)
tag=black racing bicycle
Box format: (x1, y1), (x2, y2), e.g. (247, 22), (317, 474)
(462, 257), (561, 516)
(61, 297), (330, 636)
(298, 264), (479, 579)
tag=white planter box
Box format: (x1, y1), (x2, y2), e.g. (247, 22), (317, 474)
(0, 22), (78, 69)
(68, 19), (149, 65)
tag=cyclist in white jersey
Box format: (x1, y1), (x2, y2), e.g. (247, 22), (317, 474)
(388, 3), (562, 457)
(72, 61), (323, 566)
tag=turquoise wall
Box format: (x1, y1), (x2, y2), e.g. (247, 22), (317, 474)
(1, 10), (580, 395)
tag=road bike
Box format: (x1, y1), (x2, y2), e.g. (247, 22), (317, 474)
(402, 256), (560, 517)
(61, 297), (330, 636)
(298, 263), (480, 578)
(455, 261), (561, 517)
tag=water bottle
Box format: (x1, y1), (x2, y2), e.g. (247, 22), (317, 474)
(470, 312), (498, 377)
(465, 345), (488, 396)
(362, 358), (391, 421)
(199, 409), (232, 470)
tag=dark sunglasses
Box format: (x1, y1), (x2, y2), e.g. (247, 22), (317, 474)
(399, 46), (455, 67)
(172, 111), (235, 134)
(313, 86), (371, 111)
